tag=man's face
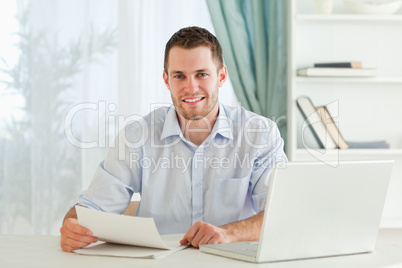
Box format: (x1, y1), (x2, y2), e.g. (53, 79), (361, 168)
(163, 46), (227, 122)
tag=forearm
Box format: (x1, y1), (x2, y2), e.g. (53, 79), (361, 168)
(220, 211), (264, 242)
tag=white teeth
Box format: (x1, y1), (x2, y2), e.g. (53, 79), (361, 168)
(184, 97), (203, 103)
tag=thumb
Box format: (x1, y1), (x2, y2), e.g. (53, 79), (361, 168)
(180, 237), (189, 245)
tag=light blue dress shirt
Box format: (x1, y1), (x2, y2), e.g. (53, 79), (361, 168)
(77, 103), (287, 234)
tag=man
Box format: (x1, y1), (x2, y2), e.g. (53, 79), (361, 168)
(60, 26), (287, 253)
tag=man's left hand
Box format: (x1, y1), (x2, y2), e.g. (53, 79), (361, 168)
(180, 221), (233, 248)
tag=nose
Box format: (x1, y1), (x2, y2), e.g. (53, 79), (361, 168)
(185, 76), (199, 92)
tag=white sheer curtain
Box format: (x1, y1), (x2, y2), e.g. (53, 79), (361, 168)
(0, 0), (237, 235)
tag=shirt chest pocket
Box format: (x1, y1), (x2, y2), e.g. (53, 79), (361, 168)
(213, 176), (250, 226)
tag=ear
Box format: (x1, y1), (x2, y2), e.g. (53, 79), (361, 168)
(163, 70), (170, 90)
(218, 65), (227, 87)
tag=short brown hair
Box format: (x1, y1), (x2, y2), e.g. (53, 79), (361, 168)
(164, 26), (223, 73)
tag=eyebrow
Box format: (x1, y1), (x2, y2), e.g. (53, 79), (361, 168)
(170, 69), (210, 75)
(170, 70), (184, 75)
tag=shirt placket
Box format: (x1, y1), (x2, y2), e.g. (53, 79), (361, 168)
(191, 148), (204, 224)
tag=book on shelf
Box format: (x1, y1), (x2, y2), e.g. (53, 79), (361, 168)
(347, 141), (390, 149)
(314, 62), (362, 68)
(316, 106), (349, 149)
(297, 67), (376, 77)
(296, 96), (337, 149)
(296, 96), (390, 150)
(316, 105), (390, 149)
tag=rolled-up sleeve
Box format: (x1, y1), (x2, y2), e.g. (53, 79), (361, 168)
(249, 122), (288, 213)
(76, 127), (142, 214)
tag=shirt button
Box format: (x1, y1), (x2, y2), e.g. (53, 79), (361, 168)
(195, 182), (202, 187)
(195, 213), (201, 218)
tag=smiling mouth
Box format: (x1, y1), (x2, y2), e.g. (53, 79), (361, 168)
(183, 97), (205, 103)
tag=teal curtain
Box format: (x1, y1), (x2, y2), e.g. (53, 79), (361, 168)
(206, 0), (287, 144)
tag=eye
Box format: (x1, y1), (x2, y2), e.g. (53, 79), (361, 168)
(197, 73), (207, 77)
(174, 75), (184, 79)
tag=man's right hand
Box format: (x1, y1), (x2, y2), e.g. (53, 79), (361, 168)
(60, 218), (98, 252)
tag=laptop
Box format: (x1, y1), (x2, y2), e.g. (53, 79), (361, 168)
(200, 160), (394, 263)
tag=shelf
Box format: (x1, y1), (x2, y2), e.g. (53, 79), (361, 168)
(296, 148), (402, 156)
(291, 149), (402, 166)
(290, 0), (402, 229)
(295, 76), (402, 84)
(295, 14), (402, 22)
(380, 219), (402, 229)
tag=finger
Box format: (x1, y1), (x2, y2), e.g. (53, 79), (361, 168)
(60, 242), (74, 253)
(182, 221), (201, 244)
(65, 219), (98, 240)
(180, 237), (189, 245)
(198, 234), (212, 246)
(61, 237), (91, 252)
(66, 219), (94, 236)
(190, 223), (216, 247)
(190, 233), (202, 248)
(64, 231), (98, 244)
(208, 237), (221, 245)
(61, 221), (98, 244)
(189, 229), (208, 248)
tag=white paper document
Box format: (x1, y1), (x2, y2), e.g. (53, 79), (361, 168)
(74, 235), (186, 259)
(74, 206), (188, 259)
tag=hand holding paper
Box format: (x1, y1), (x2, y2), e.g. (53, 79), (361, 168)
(74, 206), (188, 259)
(60, 217), (99, 252)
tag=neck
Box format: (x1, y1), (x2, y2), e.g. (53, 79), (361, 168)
(177, 109), (218, 146)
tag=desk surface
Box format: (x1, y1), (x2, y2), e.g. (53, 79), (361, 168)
(1, 229), (402, 268)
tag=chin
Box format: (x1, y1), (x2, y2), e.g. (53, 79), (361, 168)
(180, 108), (208, 121)
(188, 115), (204, 121)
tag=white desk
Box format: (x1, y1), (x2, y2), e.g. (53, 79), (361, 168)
(1, 229), (402, 268)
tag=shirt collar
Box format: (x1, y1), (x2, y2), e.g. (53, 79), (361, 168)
(160, 103), (234, 141)
(211, 103), (233, 140)
(160, 105), (182, 140)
